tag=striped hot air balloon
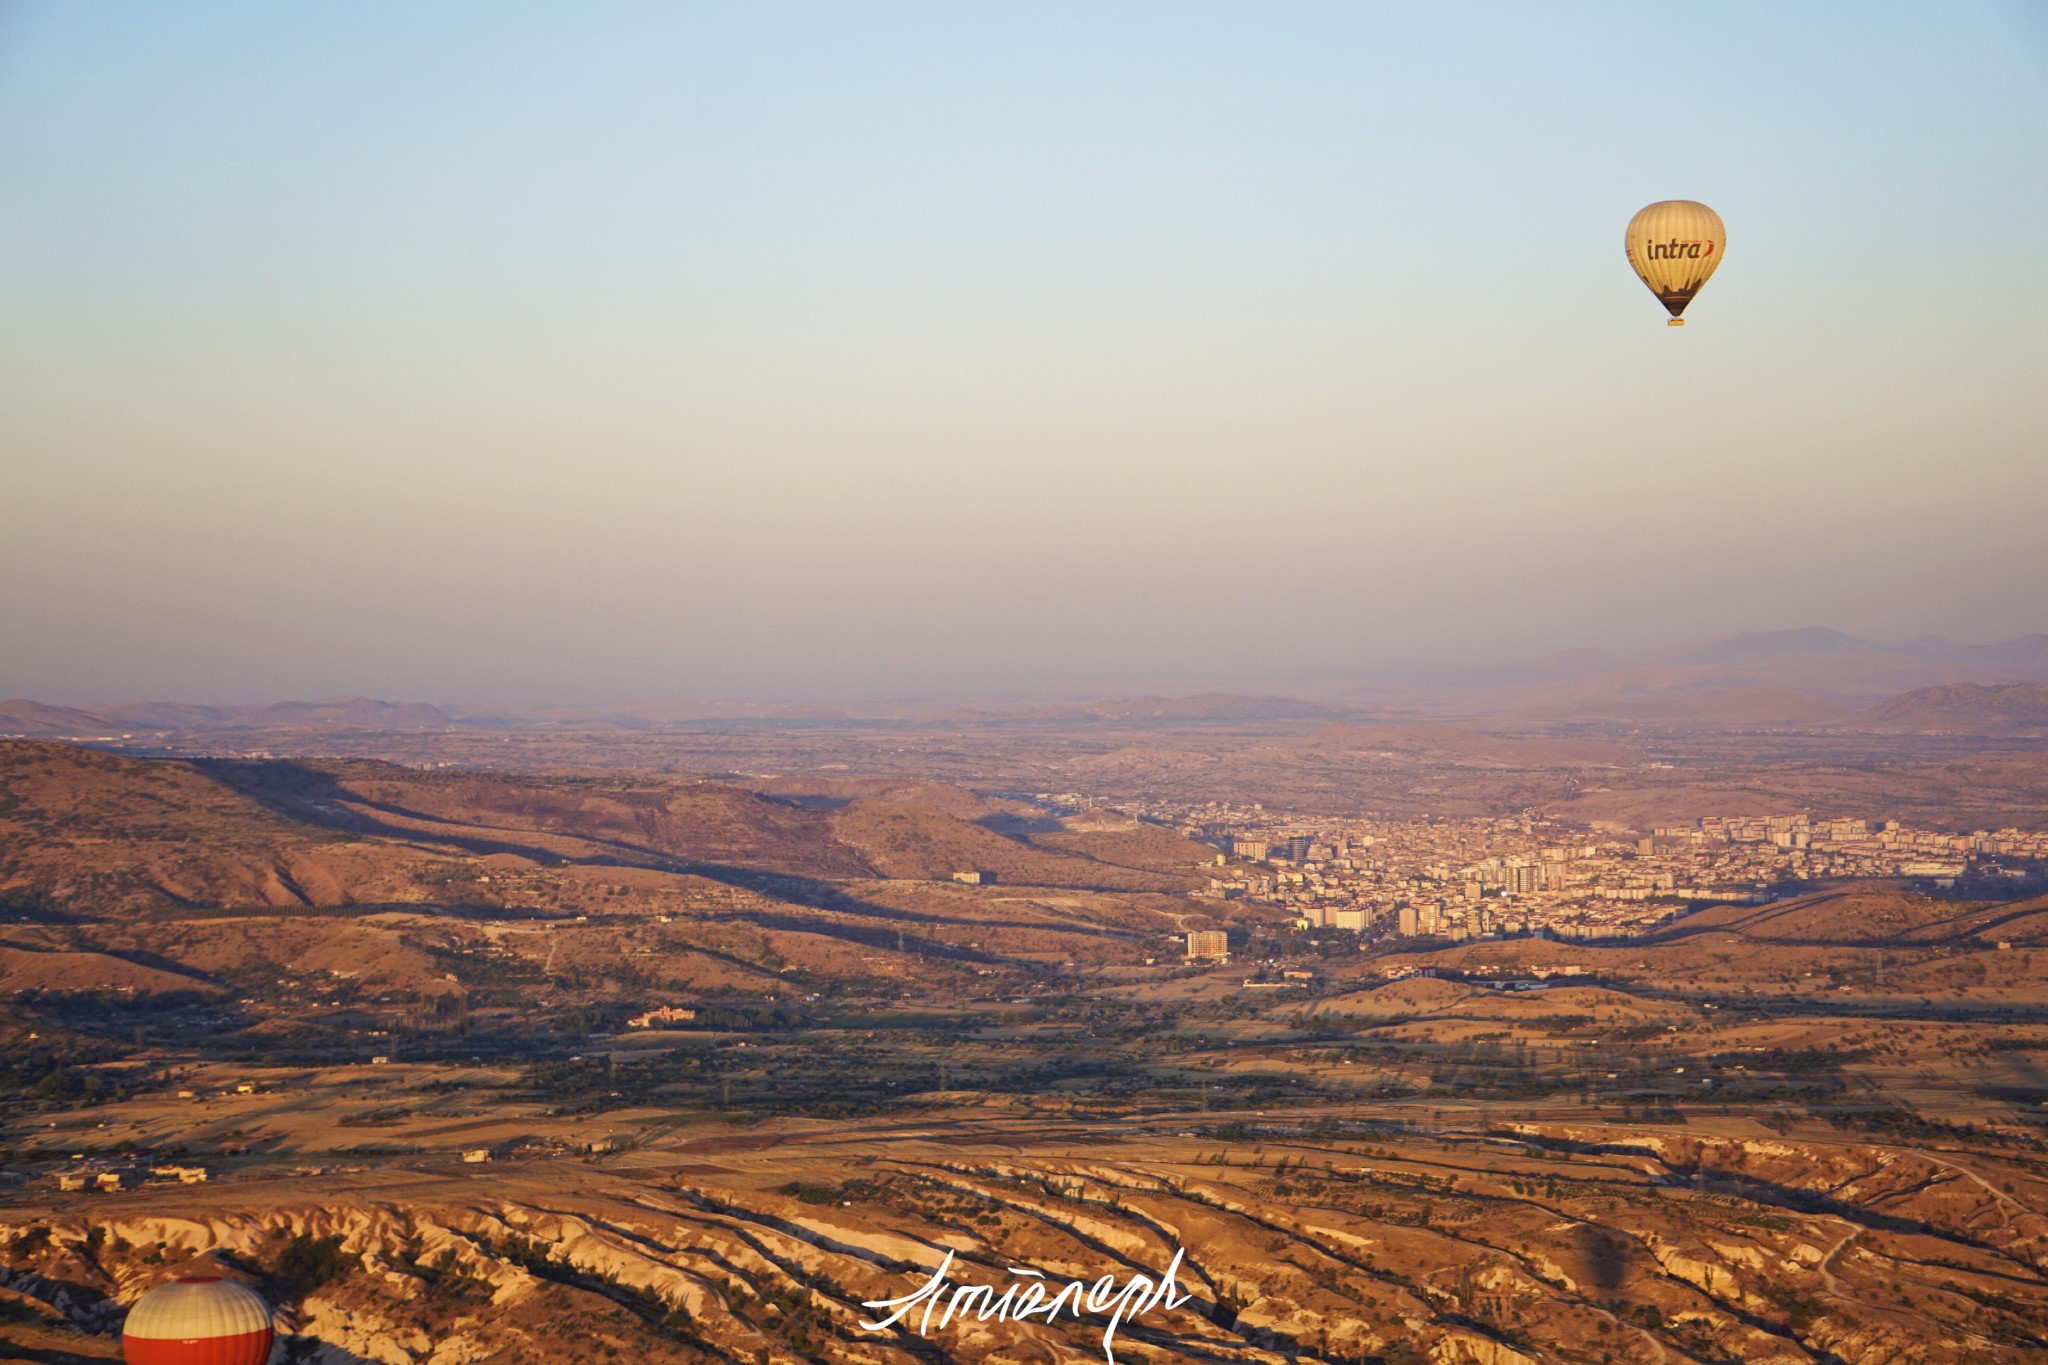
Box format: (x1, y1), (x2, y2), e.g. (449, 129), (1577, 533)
(1624, 200), (1726, 326)
(122, 1277), (274, 1365)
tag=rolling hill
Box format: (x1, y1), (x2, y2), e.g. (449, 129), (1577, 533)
(1318, 628), (2048, 722)
(1867, 682), (2048, 732)
(0, 695), (451, 738)
(0, 740), (1204, 919)
(0, 699), (118, 738)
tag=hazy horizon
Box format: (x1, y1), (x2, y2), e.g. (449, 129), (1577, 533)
(7, 622), (2048, 713)
(6, 3), (2046, 704)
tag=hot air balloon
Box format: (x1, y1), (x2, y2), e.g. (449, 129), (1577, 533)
(1624, 200), (1725, 325)
(122, 1277), (274, 1365)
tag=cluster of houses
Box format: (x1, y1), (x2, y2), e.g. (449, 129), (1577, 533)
(54, 1162), (207, 1192)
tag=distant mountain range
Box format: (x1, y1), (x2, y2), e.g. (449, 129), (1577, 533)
(1305, 629), (2048, 717)
(5, 630), (2047, 739)
(1654, 628), (2048, 670)
(1866, 682), (2048, 731)
(0, 695), (453, 737)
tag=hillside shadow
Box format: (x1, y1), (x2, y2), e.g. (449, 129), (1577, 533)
(720, 910), (1009, 964)
(0, 895), (85, 926)
(1927, 899), (2048, 943)
(195, 760), (1171, 932)
(1676, 1166), (2010, 1254)
(975, 812), (1066, 836)
(201, 759), (896, 911)
(199, 759), (663, 868)
(1646, 888), (2048, 952)
(769, 793), (854, 811)
(277, 1337), (382, 1364)
(92, 945), (220, 983)
(1579, 1225), (1627, 1291)
(0, 1346), (124, 1365)
(0, 1270), (121, 1330)
(1513, 1131), (2019, 1253)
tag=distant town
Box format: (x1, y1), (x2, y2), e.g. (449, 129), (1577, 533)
(1028, 793), (2048, 945)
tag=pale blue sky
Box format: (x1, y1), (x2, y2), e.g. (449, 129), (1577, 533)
(3, 3), (2045, 702)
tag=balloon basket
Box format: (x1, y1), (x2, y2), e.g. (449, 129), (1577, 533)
(1667, 319), (1685, 327)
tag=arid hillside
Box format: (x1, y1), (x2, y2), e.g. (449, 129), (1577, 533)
(0, 742), (1207, 917)
(215, 759), (879, 880)
(5, 733), (2048, 1363)
(0, 741), (397, 913)
(0, 741), (1222, 1005)
(1654, 888), (2048, 948)
(0, 695), (453, 737)
(3, 1107), (2044, 1364)
(828, 799), (1199, 890)
(1869, 682), (2048, 733)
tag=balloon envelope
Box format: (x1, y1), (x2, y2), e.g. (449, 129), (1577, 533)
(122, 1277), (274, 1365)
(1624, 200), (1725, 319)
